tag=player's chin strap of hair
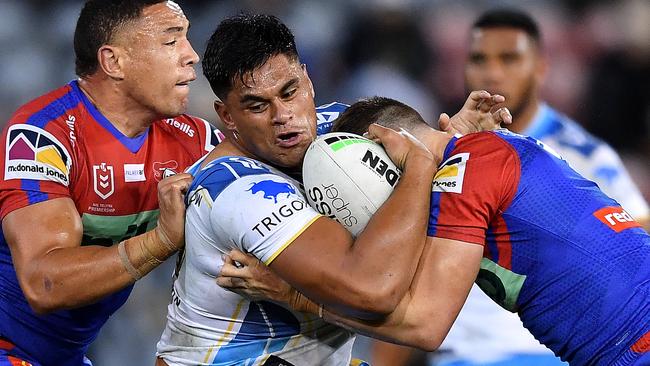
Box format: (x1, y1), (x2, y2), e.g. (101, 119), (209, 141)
(118, 225), (179, 281)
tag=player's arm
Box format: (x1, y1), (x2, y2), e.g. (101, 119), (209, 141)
(269, 125), (436, 318)
(219, 235), (483, 349)
(320, 236), (482, 350)
(2, 173), (191, 314)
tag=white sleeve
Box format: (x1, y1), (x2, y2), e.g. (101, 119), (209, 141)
(210, 173), (321, 264)
(583, 145), (649, 221)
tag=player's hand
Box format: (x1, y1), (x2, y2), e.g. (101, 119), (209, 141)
(217, 249), (293, 304)
(438, 90), (512, 135)
(156, 173), (193, 252)
(366, 123), (434, 170)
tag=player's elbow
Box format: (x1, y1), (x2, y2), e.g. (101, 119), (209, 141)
(21, 273), (62, 315)
(350, 284), (401, 316)
(410, 325), (444, 352)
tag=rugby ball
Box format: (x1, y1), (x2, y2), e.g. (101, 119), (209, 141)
(302, 132), (401, 236)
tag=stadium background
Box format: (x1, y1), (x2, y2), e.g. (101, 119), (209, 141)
(0, 0), (648, 364)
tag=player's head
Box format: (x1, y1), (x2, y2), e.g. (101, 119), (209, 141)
(203, 14), (317, 170)
(333, 96), (430, 136)
(74, 0), (199, 117)
(464, 8), (546, 123)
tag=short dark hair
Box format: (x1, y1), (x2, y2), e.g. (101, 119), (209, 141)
(333, 96), (428, 135)
(472, 8), (541, 44)
(202, 14), (299, 101)
(74, 0), (165, 77)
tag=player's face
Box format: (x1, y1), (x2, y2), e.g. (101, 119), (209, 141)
(217, 53), (318, 170)
(464, 27), (543, 118)
(117, 1), (199, 118)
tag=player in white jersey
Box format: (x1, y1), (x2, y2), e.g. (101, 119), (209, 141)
(154, 14), (437, 366)
(156, 14), (509, 366)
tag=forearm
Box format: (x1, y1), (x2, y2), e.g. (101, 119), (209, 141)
(334, 155), (434, 312)
(23, 229), (175, 313)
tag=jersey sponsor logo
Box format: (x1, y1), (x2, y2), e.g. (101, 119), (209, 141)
(252, 199), (306, 237)
(93, 162), (114, 199)
(247, 180), (296, 203)
(360, 149), (400, 187)
(432, 153), (469, 194)
(124, 163), (146, 182)
(153, 160), (178, 181)
(4, 124), (72, 186)
(165, 118), (195, 137)
(593, 206), (641, 233)
(65, 114), (77, 147)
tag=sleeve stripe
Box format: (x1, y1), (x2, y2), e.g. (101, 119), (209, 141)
(264, 215), (322, 265)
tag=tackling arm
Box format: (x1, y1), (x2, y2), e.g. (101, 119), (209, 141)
(269, 125), (436, 318)
(2, 173), (191, 314)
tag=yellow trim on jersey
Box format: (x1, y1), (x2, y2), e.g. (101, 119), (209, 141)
(264, 215), (322, 265)
(202, 298), (246, 363)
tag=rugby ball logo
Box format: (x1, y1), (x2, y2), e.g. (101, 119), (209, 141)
(302, 132), (401, 236)
(4, 124), (72, 186)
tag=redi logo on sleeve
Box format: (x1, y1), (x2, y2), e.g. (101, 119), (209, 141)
(594, 207), (641, 233)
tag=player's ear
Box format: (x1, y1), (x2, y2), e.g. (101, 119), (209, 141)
(214, 99), (235, 130)
(97, 45), (125, 80)
(302, 64), (315, 98)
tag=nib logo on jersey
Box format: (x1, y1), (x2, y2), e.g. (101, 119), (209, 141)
(248, 179), (306, 237)
(4, 125), (71, 186)
(432, 153), (469, 194)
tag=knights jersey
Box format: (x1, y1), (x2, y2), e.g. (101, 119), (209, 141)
(526, 104), (649, 221)
(0, 80), (222, 366)
(157, 156), (354, 366)
(429, 130), (650, 365)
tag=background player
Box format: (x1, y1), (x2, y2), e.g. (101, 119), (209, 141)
(0, 1), (222, 365)
(220, 96), (650, 366)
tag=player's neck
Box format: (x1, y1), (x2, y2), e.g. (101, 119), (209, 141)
(509, 98), (541, 134)
(77, 78), (158, 138)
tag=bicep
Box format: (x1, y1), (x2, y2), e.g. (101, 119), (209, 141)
(3, 197), (83, 276)
(268, 215), (355, 303)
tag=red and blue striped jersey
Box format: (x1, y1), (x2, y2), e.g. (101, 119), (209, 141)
(0, 80), (222, 366)
(429, 130), (650, 366)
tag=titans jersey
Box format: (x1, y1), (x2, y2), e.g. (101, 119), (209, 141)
(526, 104), (649, 221)
(157, 155), (354, 366)
(0, 80), (221, 366)
(429, 130), (650, 365)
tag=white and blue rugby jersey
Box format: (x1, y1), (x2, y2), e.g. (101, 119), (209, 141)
(526, 104), (649, 221)
(157, 103), (354, 366)
(157, 156), (354, 365)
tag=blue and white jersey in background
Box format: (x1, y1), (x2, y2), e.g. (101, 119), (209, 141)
(526, 104), (649, 221)
(157, 154), (354, 366)
(316, 102), (348, 136)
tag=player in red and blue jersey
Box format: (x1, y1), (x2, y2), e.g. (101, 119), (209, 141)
(222, 96), (650, 366)
(0, 2), (221, 365)
(325, 97), (650, 366)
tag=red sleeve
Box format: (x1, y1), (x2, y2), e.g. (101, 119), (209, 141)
(0, 117), (74, 219)
(429, 133), (520, 245)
